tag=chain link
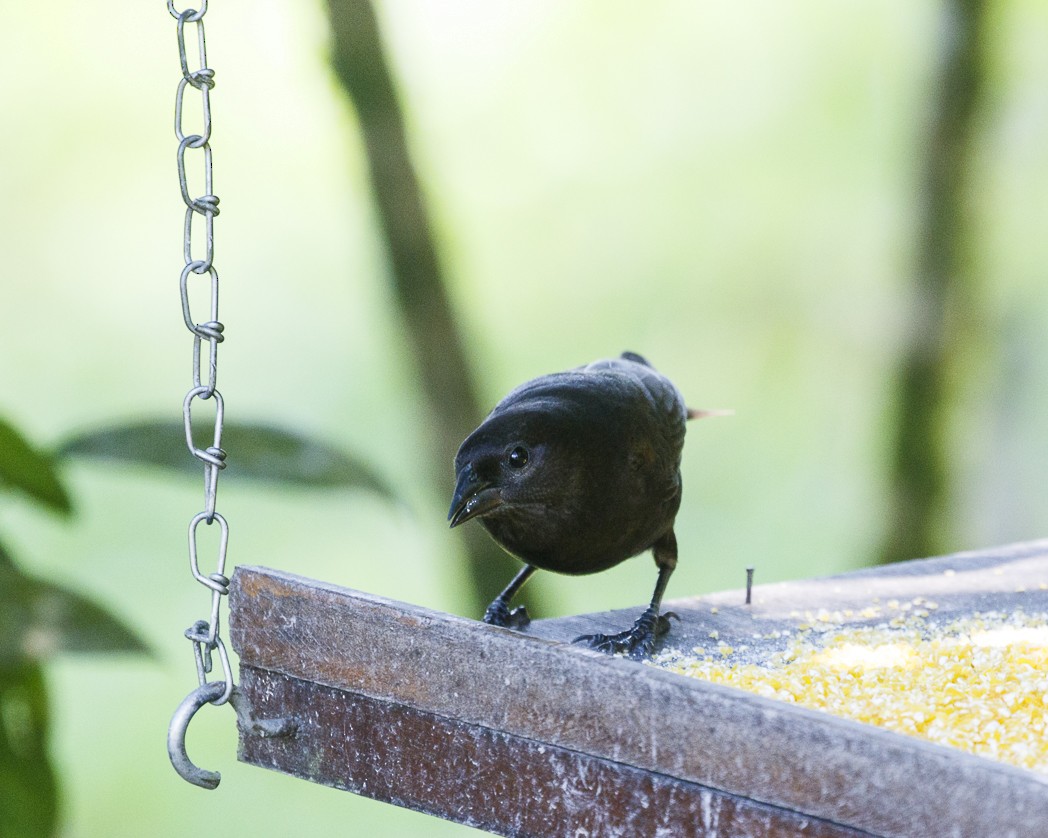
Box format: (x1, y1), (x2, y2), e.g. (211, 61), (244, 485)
(171, 0), (232, 711)
(166, 4), (296, 789)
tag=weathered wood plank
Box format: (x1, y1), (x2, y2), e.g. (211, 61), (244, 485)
(240, 666), (866, 837)
(229, 540), (1048, 837)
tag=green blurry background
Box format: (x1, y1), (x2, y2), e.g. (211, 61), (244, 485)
(2, 0), (1047, 834)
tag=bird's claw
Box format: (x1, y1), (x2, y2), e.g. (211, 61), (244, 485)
(573, 609), (677, 660)
(483, 600), (531, 630)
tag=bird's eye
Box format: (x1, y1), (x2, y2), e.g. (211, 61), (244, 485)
(507, 445), (529, 469)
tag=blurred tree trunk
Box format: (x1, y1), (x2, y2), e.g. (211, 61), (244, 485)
(324, 0), (532, 612)
(879, 0), (990, 563)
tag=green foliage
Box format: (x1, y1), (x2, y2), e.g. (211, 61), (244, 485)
(0, 542), (150, 667)
(0, 662), (57, 838)
(0, 419), (148, 838)
(1, 413), (386, 836)
(0, 419), (71, 516)
(57, 420), (394, 498)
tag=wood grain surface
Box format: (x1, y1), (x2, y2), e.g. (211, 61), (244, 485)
(229, 540), (1048, 837)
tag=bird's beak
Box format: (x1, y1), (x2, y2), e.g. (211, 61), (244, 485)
(448, 470), (504, 527)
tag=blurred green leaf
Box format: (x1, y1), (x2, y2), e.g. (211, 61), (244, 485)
(56, 420), (394, 498)
(0, 418), (72, 516)
(0, 543), (150, 665)
(0, 661), (57, 838)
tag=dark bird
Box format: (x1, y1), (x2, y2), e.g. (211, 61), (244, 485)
(449, 351), (713, 659)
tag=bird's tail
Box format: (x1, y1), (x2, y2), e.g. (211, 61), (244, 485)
(619, 350), (651, 366)
(686, 407), (734, 420)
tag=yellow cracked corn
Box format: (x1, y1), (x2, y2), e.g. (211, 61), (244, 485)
(657, 609), (1048, 774)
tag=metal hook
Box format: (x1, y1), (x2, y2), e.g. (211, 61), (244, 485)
(168, 682), (298, 789)
(168, 681), (228, 789)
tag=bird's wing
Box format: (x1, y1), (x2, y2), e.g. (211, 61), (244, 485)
(585, 352), (686, 421)
(578, 353), (689, 467)
(493, 354), (687, 459)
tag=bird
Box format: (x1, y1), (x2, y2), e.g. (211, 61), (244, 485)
(448, 351), (713, 659)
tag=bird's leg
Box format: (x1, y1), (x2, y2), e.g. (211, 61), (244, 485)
(483, 565), (536, 630)
(574, 530), (678, 659)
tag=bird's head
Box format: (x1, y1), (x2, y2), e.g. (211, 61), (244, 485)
(447, 425), (543, 528)
(448, 403), (575, 529)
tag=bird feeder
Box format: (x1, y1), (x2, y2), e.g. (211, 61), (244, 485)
(226, 539), (1048, 837)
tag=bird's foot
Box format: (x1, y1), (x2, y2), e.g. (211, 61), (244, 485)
(483, 600), (531, 630)
(573, 609), (678, 660)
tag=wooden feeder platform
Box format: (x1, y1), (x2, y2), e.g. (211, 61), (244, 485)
(229, 540), (1048, 837)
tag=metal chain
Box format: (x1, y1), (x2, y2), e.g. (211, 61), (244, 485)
(170, 0), (233, 721)
(165, 4), (296, 789)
